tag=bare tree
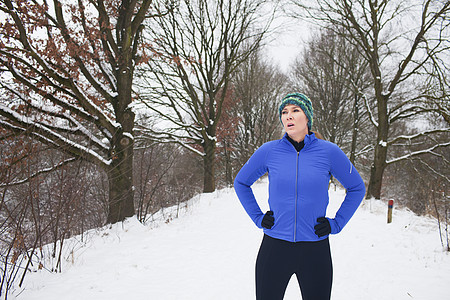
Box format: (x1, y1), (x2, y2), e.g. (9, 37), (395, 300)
(136, 0), (275, 192)
(134, 140), (203, 224)
(231, 50), (288, 167)
(214, 89), (241, 186)
(290, 0), (450, 199)
(384, 124), (449, 214)
(289, 27), (374, 166)
(0, 134), (105, 297)
(0, 0), (166, 223)
(421, 39), (450, 125)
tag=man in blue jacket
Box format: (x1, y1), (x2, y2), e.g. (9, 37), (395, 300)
(234, 92), (366, 300)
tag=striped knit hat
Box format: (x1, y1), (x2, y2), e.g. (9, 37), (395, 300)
(279, 92), (314, 130)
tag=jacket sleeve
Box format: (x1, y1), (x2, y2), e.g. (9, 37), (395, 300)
(233, 143), (271, 229)
(328, 143), (366, 234)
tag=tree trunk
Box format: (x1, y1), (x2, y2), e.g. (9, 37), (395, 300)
(349, 94), (359, 165)
(107, 162), (134, 223)
(203, 138), (216, 193)
(367, 143), (387, 199)
(106, 42), (136, 223)
(224, 140), (233, 186)
(366, 94), (389, 199)
(106, 128), (135, 223)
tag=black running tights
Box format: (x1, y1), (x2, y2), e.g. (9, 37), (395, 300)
(255, 234), (332, 300)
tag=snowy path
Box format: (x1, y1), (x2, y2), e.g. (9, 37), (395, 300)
(19, 180), (450, 300)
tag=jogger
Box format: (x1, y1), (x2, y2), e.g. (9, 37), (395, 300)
(256, 235), (332, 300)
(234, 92), (365, 299)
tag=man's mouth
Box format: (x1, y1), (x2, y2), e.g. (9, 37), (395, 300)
(287, 123), (294, 128)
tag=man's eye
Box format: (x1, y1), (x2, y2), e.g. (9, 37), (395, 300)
(282, 111), (287, 114)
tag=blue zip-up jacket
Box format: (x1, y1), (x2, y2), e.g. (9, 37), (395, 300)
(234, 133), (366, 242)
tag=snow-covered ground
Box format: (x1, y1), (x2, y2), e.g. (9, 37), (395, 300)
(17, 179), (450, 300)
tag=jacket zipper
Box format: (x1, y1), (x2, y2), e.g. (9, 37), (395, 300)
(294, 151), (299, 241)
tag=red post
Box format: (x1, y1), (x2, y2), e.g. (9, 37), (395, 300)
(387, 200), (394, 223)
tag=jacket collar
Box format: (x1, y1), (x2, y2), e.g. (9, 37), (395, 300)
(282, 132), (317, 148)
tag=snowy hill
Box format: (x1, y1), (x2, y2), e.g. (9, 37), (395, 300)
(18, 180), (450, 300)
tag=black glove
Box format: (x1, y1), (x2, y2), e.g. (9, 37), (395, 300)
(261, 211), (274, 229)
(314, 217), (331, 237)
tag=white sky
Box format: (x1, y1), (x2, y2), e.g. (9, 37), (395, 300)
(264, 15), (313, 73)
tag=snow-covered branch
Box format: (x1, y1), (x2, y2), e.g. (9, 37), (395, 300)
(389, 103), (435, 124)
(386, 141), (450, 165)
(52, 0), (116, 102)
(0, 157), (78, 188)
(138, 133), (205, 157)
(0, 104), (111, 167)
(416, 157), (450, 183)
(362, 92), (378, 128)
(137, 97), (203, 133)
(136, 124), (203, 145)
(0, 56), (119, 136)
(388, 128), (450, 145)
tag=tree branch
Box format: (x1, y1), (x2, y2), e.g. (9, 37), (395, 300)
(388, 128), (450, 145)
(386, 141), (450, 164)
(0, 157), (78, 188)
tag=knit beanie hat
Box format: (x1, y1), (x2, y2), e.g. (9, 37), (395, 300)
(279, 92), (314, 130)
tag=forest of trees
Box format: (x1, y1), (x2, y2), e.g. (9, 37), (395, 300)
(0, 0), (448, 297)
